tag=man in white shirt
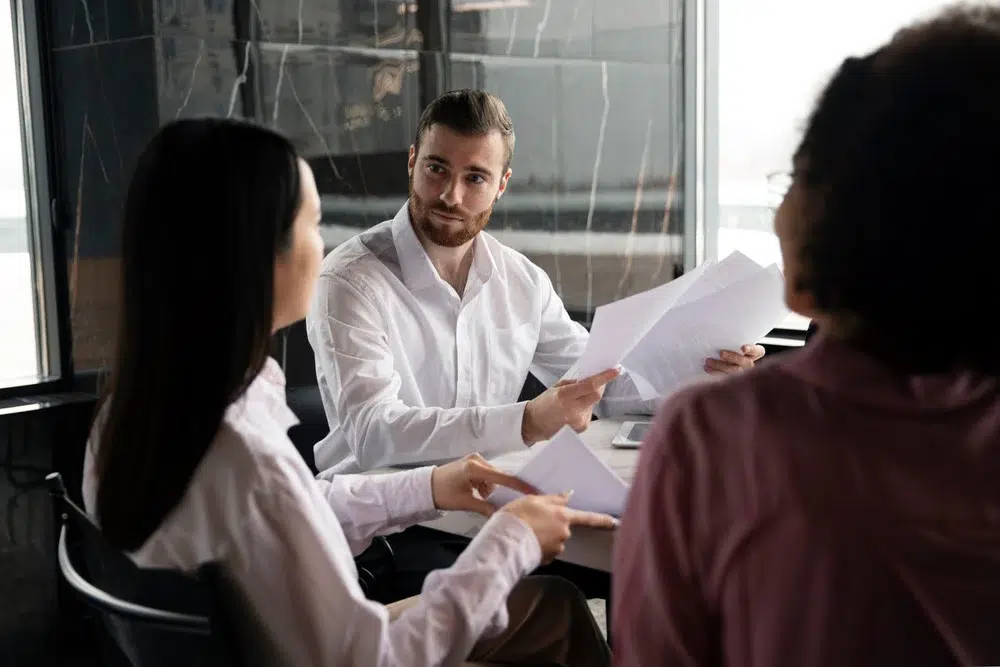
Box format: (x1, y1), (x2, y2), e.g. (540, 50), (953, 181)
(306, 89), (764, 596)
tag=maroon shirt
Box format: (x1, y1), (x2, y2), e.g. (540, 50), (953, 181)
(613, 335), (1000, 667)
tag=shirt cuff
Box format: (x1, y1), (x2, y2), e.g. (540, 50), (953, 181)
(453, 510), (542, 581)
(385, 466), (440, 524)
(478, 402), (530, 452)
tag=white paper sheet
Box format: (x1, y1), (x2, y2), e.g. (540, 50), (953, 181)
(563, 260), (714, 381)
(671, 250), (768, 308)
(623, 263), (788, 398)
(563, 251), (788, 400)
(488, 426), (629, 517)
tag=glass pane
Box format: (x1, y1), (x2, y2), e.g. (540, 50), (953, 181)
(716, 0), (951, 330)
(448, 1), (684, 322)
(0, 3), (38, 385)
(263, 1), (683, 325)
(450, 55), (684, 320)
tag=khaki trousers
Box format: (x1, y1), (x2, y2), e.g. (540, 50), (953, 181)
(386, 575), (610, 667)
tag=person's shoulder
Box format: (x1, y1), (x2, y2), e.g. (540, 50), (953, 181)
(635, 352), (812, 531)
(219, 393), (313, 478)
(129, 410), (312, 569)
(650, 351), (807, 456)
(316, 220), (400, 300)
(320, 220), (393, 276)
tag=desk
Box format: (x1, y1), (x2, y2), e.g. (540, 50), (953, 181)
(418, 419), (640, 573)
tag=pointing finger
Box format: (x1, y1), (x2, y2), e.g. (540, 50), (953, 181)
(470, 462), (539, 496)
(565, 509), (618, 530)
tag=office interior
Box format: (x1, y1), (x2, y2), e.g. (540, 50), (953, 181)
(0, 0), (946, 664)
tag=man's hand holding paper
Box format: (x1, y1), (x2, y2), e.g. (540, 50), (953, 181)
(706, 344), (767, 375)
(521, 367), (620, 445)
(565, 251), (788, 400)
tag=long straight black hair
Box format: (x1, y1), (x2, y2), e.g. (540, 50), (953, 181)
(95, 118), (302, 551)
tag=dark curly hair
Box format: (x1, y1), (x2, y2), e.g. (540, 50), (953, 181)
(792, 4), (1000, 374)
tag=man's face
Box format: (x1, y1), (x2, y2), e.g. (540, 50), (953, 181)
(407, 123), (512, 248)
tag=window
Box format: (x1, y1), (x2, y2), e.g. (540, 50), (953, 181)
(716, 0), (953, 330)
(261, 0), (688, 327)
(0, 0), (60, 390)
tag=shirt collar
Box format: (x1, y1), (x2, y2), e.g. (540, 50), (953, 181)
(238, 356), (299, 433)
(392, 203), (440, 291)
(391, 201), (498, 293)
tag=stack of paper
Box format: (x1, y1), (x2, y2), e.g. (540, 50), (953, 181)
(488, 426), (629, 517)
(564, 251), (789, 399)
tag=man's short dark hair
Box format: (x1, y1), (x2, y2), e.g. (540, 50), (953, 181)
(414, 89), (515, 171)
(791, 4), (1000, 374)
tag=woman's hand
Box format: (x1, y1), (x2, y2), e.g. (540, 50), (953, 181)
(502, 492), (618, 563)
(431, 453), (539, 516)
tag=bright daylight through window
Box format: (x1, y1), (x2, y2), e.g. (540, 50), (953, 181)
(0, 3), (38, 386)
(717, 0), (952, 330)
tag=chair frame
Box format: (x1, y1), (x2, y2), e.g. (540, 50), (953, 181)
(55, 523), (212, 633)
(47, 472), (215, 636)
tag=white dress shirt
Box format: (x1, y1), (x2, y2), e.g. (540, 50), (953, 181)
(82, 357), (542, 667)
(307, 203), (656, 474)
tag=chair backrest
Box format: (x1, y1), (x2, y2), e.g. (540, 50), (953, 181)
(47, 473), (242, 667)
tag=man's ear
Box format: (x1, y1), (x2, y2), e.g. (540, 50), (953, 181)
(407, 144), (416, 177)
(497, 167), (512, 200)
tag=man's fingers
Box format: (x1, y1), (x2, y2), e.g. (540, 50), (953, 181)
(584, 368), (620, 388)
(559, 370), (617, 401)
(470, 462), (539, 496)
(565, 508), (619, 530)
(718, 349), (754, 367)
(704, 357), (741, 374)
(742, 344), (766, 360)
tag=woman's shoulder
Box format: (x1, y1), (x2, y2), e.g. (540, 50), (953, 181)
(131, 411), (315, 570)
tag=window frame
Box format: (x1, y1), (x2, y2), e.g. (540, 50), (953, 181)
(1, 0), (71, 399)
(683, 0), (719, 272)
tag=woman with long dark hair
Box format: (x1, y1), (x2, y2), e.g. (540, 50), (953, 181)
(83, 117), (614, 666)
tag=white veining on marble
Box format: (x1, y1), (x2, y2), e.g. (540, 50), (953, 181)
(563, 0), (583, 51)
(83, 121), (111, 186)
(78, 0), (95, 44)
(240, 0), (345, 183)
(70, 114), (89, 313)
(550, 102), (563, 296)
(282, 69), (345, 180)
(584, 61), (610, 321)
(505, 8), (519, 56)
(298, 0), (304, 43)
(86, 47), (126, 179)
(532, 0), (552, 58)
(272, 45), (289, 123)
(227, 43), (252, 118)
(174, 39), (205, 119)
(615, 118), (653, 300)
(649, 4), (685, 285)
(102, 0), (110, 43)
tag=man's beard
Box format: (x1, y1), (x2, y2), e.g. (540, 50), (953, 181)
(408, 178), (494, 248)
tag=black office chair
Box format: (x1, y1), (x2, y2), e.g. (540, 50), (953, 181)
(46, 472), (242, 667)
